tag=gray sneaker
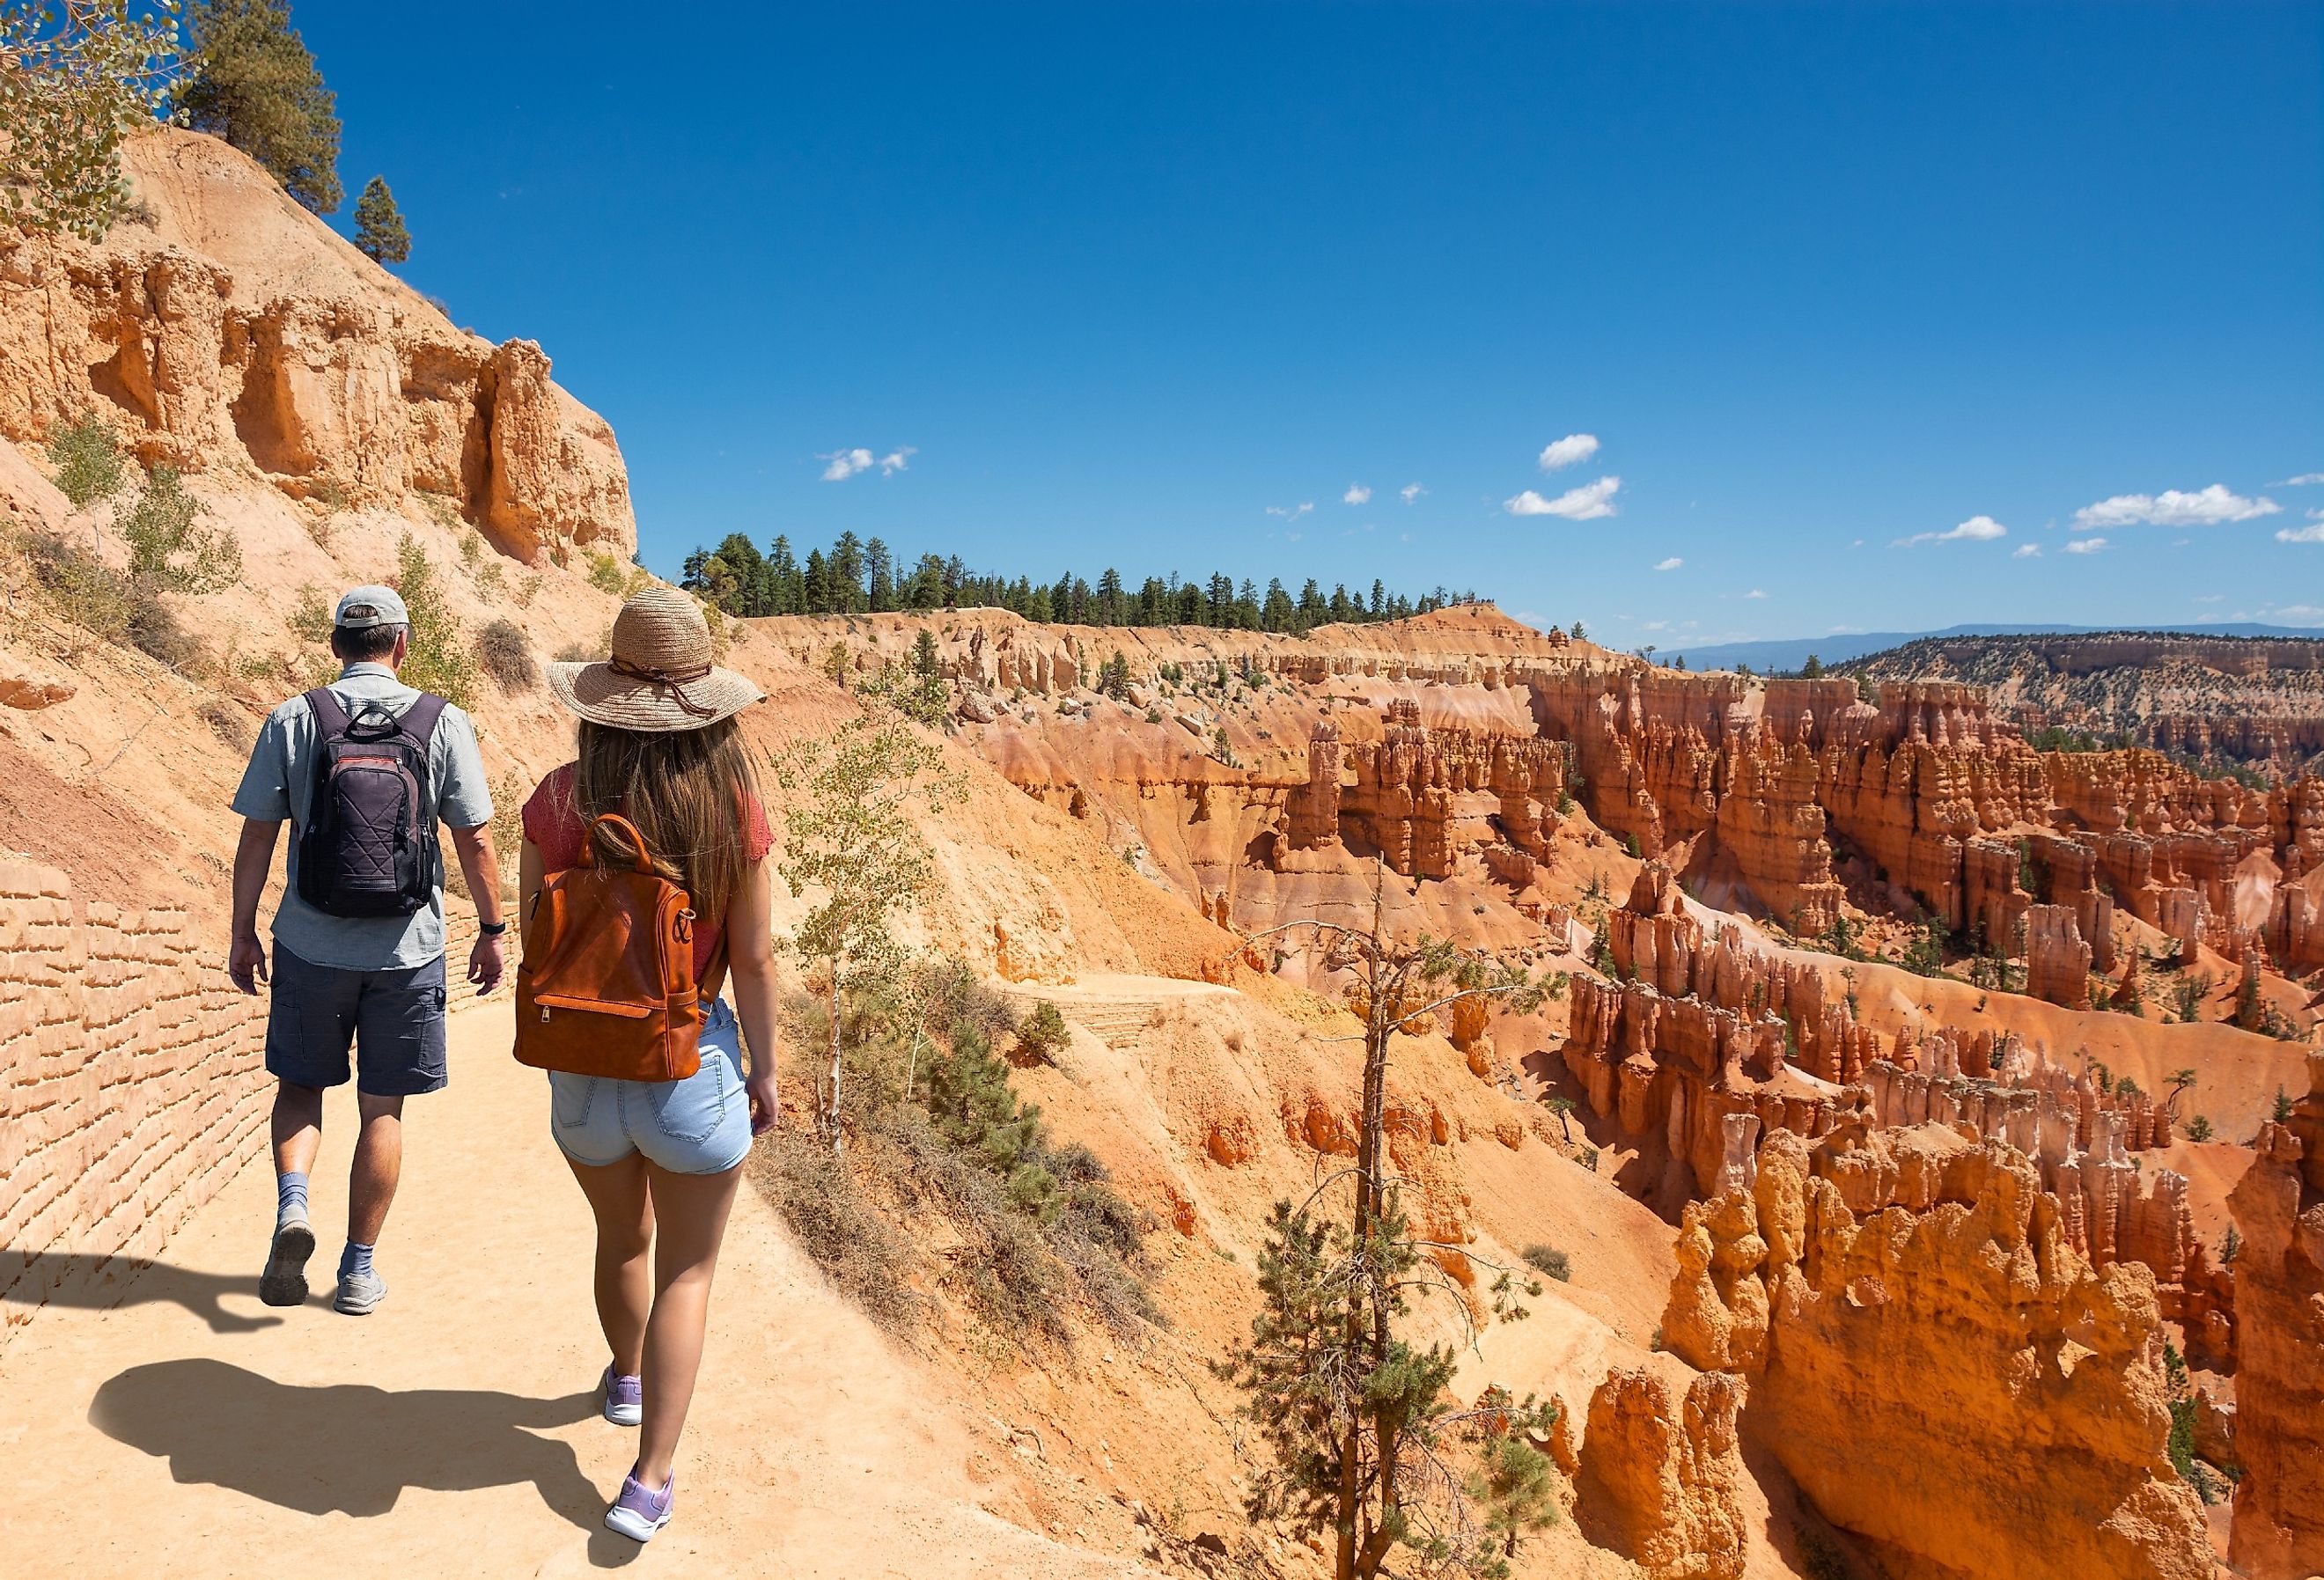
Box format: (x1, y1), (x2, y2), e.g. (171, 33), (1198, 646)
(333, 1266), (388, 1316)
(260, 1209), (316, 1308)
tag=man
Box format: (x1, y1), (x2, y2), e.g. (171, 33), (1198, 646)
(228, 585), (506, 1315)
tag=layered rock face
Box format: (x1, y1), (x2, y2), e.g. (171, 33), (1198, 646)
(1845, 629), (2324, 775)
(1662, 1128), (2212, 1580)
(1575, 1368), (1747, 1580)
(0, 130), (634, 562)
(2226, 1052), (2324, 1580)
(1289, 700), (1570, 879)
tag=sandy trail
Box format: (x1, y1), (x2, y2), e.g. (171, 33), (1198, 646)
(1, 999), (1150, 1579)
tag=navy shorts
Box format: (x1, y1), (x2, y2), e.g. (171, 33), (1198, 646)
(265, 945), (449, 1097)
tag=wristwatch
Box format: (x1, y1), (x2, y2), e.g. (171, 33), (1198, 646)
(478, 919), (509, 937)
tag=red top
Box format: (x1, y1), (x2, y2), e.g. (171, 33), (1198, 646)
(521, 764), (774, 980)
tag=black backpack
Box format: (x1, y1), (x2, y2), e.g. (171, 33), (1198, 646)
(295, 687), (449, 918)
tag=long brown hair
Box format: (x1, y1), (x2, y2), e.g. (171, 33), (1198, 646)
(573, 717), (762, 920)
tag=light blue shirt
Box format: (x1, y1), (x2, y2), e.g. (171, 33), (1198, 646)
(231, 663), (493, 971)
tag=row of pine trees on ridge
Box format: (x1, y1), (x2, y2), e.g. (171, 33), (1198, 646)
(681, 530), (1481, 634)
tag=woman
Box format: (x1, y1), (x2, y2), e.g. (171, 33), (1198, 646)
(521, 586), (781, 1543)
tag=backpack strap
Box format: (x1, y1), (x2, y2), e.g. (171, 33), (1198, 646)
(303, 687), (352, 737)
(396, 692), (449, 749)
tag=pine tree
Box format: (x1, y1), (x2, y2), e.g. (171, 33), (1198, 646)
(351, 174), (408, 263)
(180, 0), (342, 214)
(1219, 867), (1559, 1579)
(923, 1023), (1060, 1220)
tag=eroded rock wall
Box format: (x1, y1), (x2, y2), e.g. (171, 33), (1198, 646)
(0, 130), (634, 562)
(2226, 1053), (2324, 1580)
(1661, 1128), (2212, 1580)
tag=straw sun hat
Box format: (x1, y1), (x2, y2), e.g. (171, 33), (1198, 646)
(547, 585), (764, 733)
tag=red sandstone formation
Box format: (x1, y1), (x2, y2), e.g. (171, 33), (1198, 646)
(1576, 1368), (1747, 1580)
(1662, 1128), (2212, 1580)
(1287, 700), (1570, 880)
(2225, 1052), (2324, 1580)
(2023, 904), (2093, 1007)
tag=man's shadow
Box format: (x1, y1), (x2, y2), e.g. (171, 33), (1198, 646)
(92, 1358), (637, 1563)
(2, 1253), (290, 1334)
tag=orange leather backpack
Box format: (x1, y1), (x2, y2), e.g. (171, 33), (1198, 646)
(515, 812), (706, 1081)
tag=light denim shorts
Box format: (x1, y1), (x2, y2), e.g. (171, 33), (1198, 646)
(547, 999), (752, 1175)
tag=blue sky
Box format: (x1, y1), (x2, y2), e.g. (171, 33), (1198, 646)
(299, 2), (2321, 643)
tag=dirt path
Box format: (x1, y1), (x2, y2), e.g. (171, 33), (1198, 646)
(1, 1000), (1152, 1578)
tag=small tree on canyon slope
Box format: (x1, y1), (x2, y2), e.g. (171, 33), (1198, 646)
(774, 709), (961, 1152)
(0, 0), (181, 241)
(351, 173), (407, 263)
(1217, 866), (1561, 1580)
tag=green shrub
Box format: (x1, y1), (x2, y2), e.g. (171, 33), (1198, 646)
(925, 1022), (1059, 1222)
(288, 583), (334, 644)
(474, 617), (536, 691)
(391, 533), (476, 709)
(1521, 1244), (1571, 1282)
(1015, 1000), (1070, 1062)
(47, 415), (126, 505)
(587, 551), (628, 595)
(122, 466), (240, 596)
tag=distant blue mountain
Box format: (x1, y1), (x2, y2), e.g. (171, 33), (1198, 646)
(1658, 622), (2323, 675)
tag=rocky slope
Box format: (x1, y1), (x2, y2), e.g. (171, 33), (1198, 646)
(1839, 631), (2324, 777)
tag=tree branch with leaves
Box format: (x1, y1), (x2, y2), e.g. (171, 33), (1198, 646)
(1, 0), (182, 241)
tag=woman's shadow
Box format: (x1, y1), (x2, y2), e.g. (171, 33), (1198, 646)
(91, 1358), (642, 1567)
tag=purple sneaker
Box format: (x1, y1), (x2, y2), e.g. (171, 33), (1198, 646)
(604, 1469), (674, 1542)
(600, 1363), (643, 1427)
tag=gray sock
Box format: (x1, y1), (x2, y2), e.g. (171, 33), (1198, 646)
(277, 1171), (310, 1223)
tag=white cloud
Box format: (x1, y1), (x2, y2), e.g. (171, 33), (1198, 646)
(1400, 482), (1426, 504)
(1343, 483), (1372, 505)
(2269, 604), (2324, 621)
(1505, 474), (1621, 520)
(819, 445), (913, 481)
(819, 446), (876, 481)
(2063, 536), (2107, 555)
(1265, 502), (1314, 520)
(1538, 433), (1600, 472)
(1743, 588), (1768, 599)
(1652, 556), (1682, 572)
(1894, 514), (2008, 547)
(2072, 484), (2280, 529)
(2276, 521), (2324, 543)
(2194, 593), (2225, 603)
(2272, 473), (2324, 486)
(2012, 543), (2041, 559)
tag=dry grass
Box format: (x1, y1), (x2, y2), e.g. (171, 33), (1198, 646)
(474, 617), (538, 691)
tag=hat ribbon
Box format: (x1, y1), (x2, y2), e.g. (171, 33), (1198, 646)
(608, 655), (717, 717)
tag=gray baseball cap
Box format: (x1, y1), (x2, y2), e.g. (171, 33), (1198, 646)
(334, 585), (409, 629)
